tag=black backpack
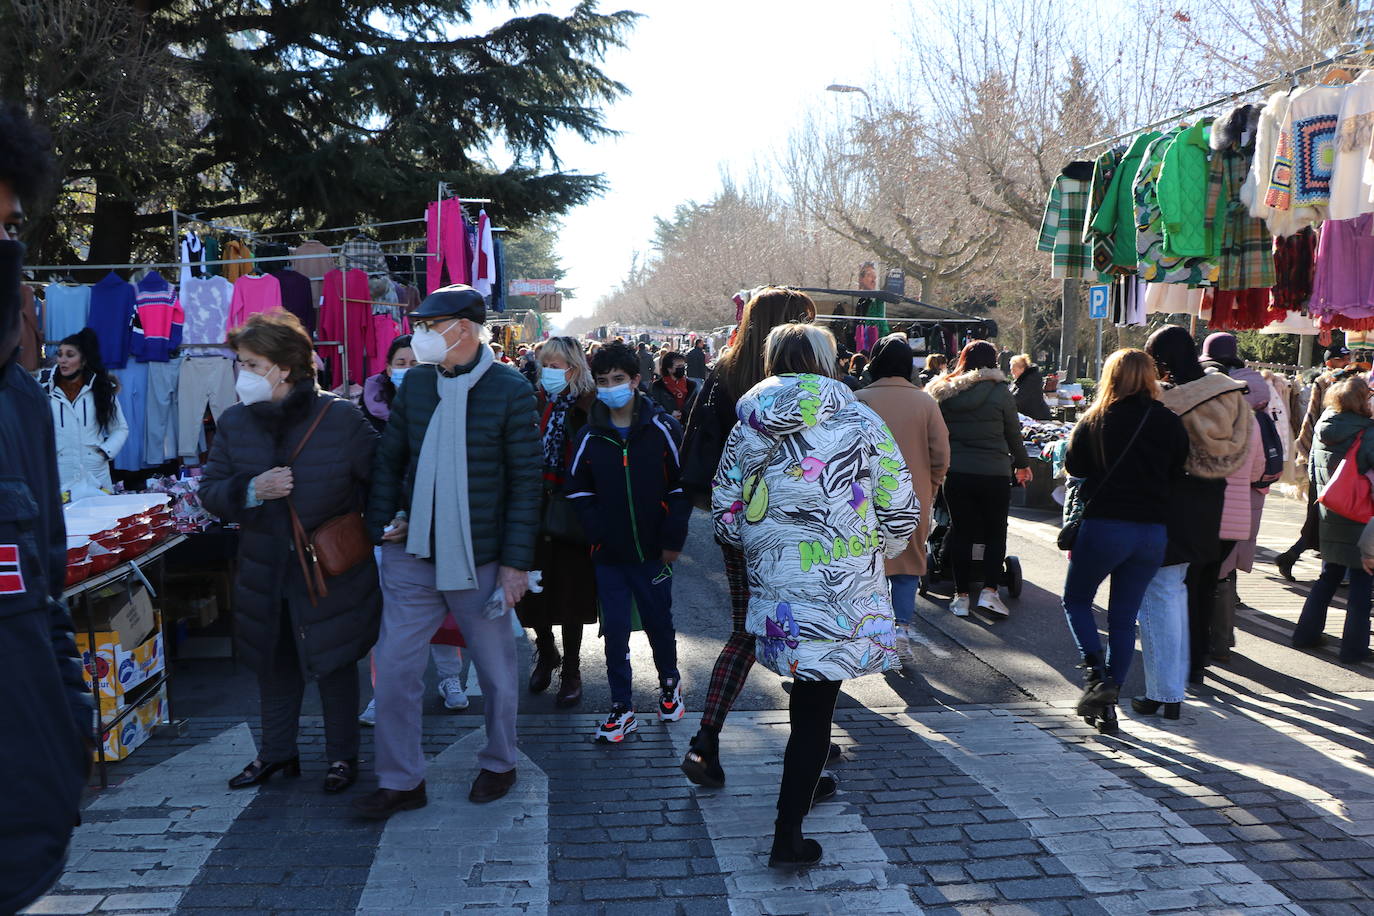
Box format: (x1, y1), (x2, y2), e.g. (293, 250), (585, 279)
(1253, 408), (1284, 488)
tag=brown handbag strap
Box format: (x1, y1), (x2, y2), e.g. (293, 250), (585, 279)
(285, 401), (331, 605)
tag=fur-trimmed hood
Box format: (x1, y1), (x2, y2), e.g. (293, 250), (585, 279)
(1159, 372), (1251, 479)
(926, 368), (1006, 405)
(1209, 103), (1264, 151)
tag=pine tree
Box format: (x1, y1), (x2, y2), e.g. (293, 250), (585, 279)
(0, 0), (638, 266)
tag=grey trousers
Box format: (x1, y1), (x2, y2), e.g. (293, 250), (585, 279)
(374, 546), (517, 790)
(258, 608), (361, 763)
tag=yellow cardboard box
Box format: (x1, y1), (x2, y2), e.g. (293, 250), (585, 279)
(96, 683), (167, 762)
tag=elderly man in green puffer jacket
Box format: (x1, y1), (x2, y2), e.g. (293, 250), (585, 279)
(356, 285), (542, 820)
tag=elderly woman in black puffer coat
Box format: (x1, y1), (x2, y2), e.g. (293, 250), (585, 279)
(201, 310), (381, 796)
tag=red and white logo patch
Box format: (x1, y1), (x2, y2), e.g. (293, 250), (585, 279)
(0, 545), (25, 595)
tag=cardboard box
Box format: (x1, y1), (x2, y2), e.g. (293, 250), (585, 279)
(75, 584), (165, 719)
(95, 683), (167, 762)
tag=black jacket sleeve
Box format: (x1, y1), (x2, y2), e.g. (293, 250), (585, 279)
(198, 410), (261, 525)
(1064, 421), (1102, 479)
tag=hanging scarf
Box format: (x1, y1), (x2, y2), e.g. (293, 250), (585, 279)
(407, 345), (495, 591)
(662, 373), (689, 411)
(541, 390), (578, 483)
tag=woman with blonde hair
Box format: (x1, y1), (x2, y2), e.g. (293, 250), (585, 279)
(1292, 373), (1374, 663)
(517, 336), (602, 706)
(713, 321), (917, 866)
(1061, 348), (1189, 733)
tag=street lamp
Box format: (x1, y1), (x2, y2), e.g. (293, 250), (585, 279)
(825, 83), (872, 104)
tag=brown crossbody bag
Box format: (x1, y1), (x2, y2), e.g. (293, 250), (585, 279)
(284, 403), (372, 604)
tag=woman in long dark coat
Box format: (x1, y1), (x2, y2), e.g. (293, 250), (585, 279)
(517, 336), (600, 707)
(200, 309), (381, 794)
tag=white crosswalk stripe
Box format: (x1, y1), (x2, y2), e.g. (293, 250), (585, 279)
(669, 718), (922, 916)
(29, 723), (259, 915)
(356, 730), (549, 915)
(896, 708), (1305, 911)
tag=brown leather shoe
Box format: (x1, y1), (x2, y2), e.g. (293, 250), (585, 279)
(469, 768), (517, 803)
(352, 783), (427, 819)
(554, 669), (582, 708)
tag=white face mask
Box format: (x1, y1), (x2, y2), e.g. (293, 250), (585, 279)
(236, 365), (280, 405)
(411, 324), (460, 364)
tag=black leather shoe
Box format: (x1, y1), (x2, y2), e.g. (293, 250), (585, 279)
(469, 768), (517, 803)
(827, 742), (843, 764)
(554, 669), (582, 708)
(352, 783), (427, 819)
(228, 756), (300, 790)
(529, 645), (560, 694)
(1130, 697), (1181, 720)
(324, 758), (358, 794)
(1275, 552), (1297, 582)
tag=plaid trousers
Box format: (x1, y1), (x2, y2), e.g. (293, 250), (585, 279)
(700, 544), (754, 730)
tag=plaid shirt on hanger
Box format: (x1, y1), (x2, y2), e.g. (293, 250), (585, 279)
(1037, 176), (1094, 279)
(339, 236), (388, 275)
(1085, 147), (1123, 276)
(1206, 144), (1276, 291)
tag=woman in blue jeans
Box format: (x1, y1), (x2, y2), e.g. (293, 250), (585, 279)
(1061, 349), (1189, 733)
(1293, 374), (1374, 664)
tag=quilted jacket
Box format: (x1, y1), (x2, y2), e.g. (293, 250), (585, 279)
(713, 374), (918, 682)
(1158, 120), (1216, 259)
(365, 351), (542, 572)
(926, 369), (1031, 477)
(199, 383), (381, 678)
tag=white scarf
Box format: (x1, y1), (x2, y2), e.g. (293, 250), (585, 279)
(407, 344), (495, 591)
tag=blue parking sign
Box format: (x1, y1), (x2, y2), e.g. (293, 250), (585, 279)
(1088, 284), (1109, 320)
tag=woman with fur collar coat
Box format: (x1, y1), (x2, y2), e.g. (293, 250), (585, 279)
(927, 341), (1031, 618)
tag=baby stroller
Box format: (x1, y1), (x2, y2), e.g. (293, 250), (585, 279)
(918, 486), (1023, 600)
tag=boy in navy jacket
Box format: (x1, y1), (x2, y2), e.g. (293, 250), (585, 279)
(567, 343), (691, 742)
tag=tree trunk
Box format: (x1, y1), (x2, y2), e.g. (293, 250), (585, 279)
(1020, 299), (1033, 353)
(1058, 279), (1080, 380)
(86, 178), (137, 277)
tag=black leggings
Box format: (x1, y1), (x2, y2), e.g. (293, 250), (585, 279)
(777, 679), (842, 827)
(1186, 539), (1234, 672)
(943, 471), (1011, 593)
(533, 623), (583, 671)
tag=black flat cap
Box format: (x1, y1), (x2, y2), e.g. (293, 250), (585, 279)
(413, 284), (486, 323)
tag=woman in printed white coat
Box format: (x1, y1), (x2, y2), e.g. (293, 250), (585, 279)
(713, 322), (918, 869)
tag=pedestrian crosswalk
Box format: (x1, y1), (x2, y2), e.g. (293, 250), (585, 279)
(27, 690), (1374, 914)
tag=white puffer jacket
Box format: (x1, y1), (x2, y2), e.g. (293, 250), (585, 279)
(713, 373), (919, 682)
(37, 369), (129, 492)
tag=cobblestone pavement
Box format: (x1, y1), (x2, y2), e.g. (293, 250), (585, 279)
(28, 687), (1374, 916)
(26, 499), (1374, 915)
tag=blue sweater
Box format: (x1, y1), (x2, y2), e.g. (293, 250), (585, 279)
(89, 272), (135, 369)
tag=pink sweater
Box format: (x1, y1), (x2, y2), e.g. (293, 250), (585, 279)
(228, 274), (283, 328)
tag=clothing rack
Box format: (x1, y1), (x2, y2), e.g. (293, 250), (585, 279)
(22, 250), (438, 273)
(1075, 43), (1374, 154)
(250, 216), (430, 240)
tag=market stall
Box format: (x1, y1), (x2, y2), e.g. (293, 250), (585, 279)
(63, 493), (187, 784)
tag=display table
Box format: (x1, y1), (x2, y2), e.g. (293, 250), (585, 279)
(67, 533), (187, 787)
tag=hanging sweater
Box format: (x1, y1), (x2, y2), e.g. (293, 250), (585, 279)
(319, 268), (371, 387)
(1329, 73), (1374, 220)
(88, 271), (136, 369)
(228, 273), (283, 328)
(130, 270), (185, 362)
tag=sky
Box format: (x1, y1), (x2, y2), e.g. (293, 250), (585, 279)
(481, 0), (908, 328)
